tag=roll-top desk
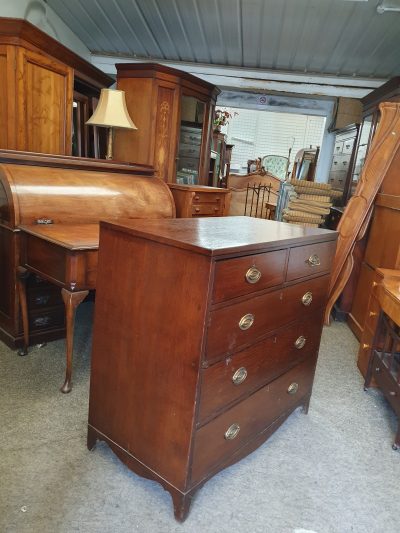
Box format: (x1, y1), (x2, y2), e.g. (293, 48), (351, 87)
(0, 151), (175, 390)
(88, 216), (337, 521)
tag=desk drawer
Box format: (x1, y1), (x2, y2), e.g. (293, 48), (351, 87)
(286, 241), (336, 281)
(29, 306), (65, 331)
(199, 316), (323, 423)
(206, 275), (330, 361)
(372, 353), (400, 417)
(212, 249), (287, 303)
(191, 354), (317, 483)
(179, 142), (201, 158)
(28, 286), (63, 309)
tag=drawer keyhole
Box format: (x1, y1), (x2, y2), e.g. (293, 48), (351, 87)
(232, 367), (248, 385)
(238, 313), (254, 330)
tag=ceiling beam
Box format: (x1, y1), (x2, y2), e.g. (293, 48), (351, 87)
(91, 54), (386, 98)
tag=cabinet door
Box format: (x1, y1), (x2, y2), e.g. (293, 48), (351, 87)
(0, 44), (17, 150)
(16, 48), (73, 154)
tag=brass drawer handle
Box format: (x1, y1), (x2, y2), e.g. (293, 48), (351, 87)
(245, 266), (261, 284)
(287, 382), (299, 395)
(369, 311), (377, 318)
(306, 254), (321, 267)
(295, 336), (306, 349)
(194, 195), (200, 201)
(363, 343), (370, 350)
(232, 367), (248, 385)
(301, 291), (313, 306)
(225, 423), (240, 440)
(239, 313), (254, 330)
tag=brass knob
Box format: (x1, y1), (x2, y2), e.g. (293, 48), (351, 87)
(195, 207), (200, 212)
(194, 195), (200, 201)
(224, 423), (240, 440)
(369, 311), (377, 318)
(301, 291), (313, 306)
(239, 313), (254, 330)
(295, 336), (306, 349)
(287, 382), (299, 395)
(389, 391), (397, 397)
(245, 266), (261, 284)
(363, 343), (370, 350)
(232, 367), (248, 385)
(306, 254), (321, 267)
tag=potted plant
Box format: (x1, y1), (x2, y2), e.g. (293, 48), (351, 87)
(213, 109), (237, 132)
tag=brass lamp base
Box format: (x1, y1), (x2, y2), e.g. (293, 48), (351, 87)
(106, 127), (114, 160)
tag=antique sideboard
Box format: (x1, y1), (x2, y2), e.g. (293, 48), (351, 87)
(88, 216), (337, 521)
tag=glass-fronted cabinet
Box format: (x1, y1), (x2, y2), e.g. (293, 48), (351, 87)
(114, 63), (220, 185)
(347, 114), (374, 199)
(176, 96), (205, 184)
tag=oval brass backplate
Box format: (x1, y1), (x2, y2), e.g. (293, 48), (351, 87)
(306, 254), (321, 267)
(224, 423), (240, 440)
(239, 313), (254, 330)
(295, 336), (306, 349)
(245, 266), (261, 284)
(301, 291), (313, 306)
(287, 382), (299, 395)
(232, 367), (248, 385)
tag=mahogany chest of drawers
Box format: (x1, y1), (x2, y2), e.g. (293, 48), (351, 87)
(88, 216), (337, 521)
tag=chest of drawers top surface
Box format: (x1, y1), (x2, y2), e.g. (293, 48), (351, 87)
(101, 216), (336, 257)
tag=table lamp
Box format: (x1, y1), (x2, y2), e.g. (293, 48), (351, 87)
(86, 88), (137, 160)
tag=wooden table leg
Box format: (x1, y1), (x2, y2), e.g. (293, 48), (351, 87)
(16, 266), (30, 356)
(60, 288), (89, 394)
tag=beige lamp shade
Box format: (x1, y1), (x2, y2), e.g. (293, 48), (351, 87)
(86, 88), (137, 130)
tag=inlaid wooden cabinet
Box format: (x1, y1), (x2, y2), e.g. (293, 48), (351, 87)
(88, 217), (337, 521)
(114, 63), (220, 184)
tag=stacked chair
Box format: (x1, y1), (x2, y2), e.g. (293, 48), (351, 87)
(279, 179), (342, 228)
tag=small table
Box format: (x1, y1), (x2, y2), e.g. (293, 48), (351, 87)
(364, 270), (400, 450)
(17, 224), (99, 393)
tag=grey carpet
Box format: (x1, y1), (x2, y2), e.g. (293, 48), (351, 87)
(0, 302), (398, 533)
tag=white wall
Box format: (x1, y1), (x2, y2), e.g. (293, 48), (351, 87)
(0, 0), (91, 60)
(222, 108), (325, 176)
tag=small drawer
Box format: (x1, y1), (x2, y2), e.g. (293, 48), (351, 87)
(199, 315), (323, 422)
(365, 295), (380, 332)
(334, 141), (343, 154)
(179, 142), (201, 158)
(212, 249), (287, 303)
(192, 192), (222, 205)
(342, 139), (355, 154)
(192, 204), (223, 216)
(206, 275), (330, 362)
(372, 353), (400, 417)
(28, 306), (65, 331)
(28, 286), (63, 309)
(286, 241), (336, 281)
(191, 355), (317, 483)
(180, 131), (202, 145)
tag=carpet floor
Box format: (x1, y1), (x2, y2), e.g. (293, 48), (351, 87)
(0, 303), (398, 533)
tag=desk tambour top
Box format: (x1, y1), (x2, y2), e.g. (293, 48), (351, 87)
(88, 216), (337, 521)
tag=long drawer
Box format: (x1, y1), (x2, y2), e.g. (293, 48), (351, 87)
(198, 315), (323, 423)
(206, 274), (330, 362)
(191, 354), (317, 483)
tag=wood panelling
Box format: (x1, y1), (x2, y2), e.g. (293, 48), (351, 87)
(17, 48), (73, 155)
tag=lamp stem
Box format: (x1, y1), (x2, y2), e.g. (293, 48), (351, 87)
(106, 127), (113, 160)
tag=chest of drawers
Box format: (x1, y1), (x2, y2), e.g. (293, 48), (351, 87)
(88, 216), (336, 521)
(168, 183), (231, 218)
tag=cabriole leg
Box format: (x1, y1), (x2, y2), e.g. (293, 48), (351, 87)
(60, 288), (89, 393)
